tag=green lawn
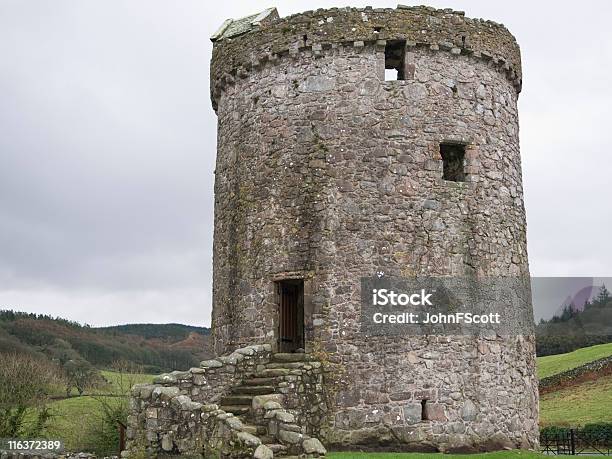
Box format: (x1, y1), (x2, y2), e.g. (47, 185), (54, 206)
(40, 370), (154, 451)
(328, 451), (544, 458)
(539, 373), (612, 426)
(98, 369), (154, 393)
(45, 395), (109, 450)
(536, 342), (612, 379)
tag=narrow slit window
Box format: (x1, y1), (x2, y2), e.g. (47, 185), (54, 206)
(440, 143), (466, 182)
(421, 399), (429, 421)
(384, 40), (406, 81)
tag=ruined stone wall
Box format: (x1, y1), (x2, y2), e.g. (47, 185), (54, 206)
(0, 453), (101, 459)
(125, 345), (271, 456)
(150, 344), (272, 405)
(126, 384), (267, 458)
(268, 359), (327, 438)
(125, 344), (328, 457)
(211, 5), (538, 452)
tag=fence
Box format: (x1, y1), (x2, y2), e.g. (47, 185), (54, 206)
(540, 429), (611, 455)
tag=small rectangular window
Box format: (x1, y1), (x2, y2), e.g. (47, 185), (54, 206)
(440, 143), (466, 182)
(421, 399), (429, 421)
(384, 40), (406, 81)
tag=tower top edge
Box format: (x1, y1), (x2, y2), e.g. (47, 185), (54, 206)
(210, 5), (521, 65)
(210, 6), (516, 42)
(209, 5), (522, 107)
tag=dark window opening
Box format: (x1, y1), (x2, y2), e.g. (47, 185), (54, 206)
(440, 143), (466, 182)
(421, 400), (429, 421)
(277, 279), (304, 353)
(385, 40), (406, 81)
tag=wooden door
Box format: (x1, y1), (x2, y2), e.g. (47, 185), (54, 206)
(278, 280), (304, 353)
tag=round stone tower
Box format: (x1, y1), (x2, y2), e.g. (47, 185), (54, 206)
(209, 5), (538, 452)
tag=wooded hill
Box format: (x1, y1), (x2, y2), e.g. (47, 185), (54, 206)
(536, 285), (612, 357)
(0, 310), (212, 373)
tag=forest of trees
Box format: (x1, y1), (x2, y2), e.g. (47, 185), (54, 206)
(99, 323), (210, 340)
(536, 285), (612, 356)
(0, 310), (212, 374)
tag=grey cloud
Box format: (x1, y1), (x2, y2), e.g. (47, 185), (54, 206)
(0, 0), (610, 326)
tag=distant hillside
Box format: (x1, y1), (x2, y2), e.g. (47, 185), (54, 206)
(539, 374), (612, 426)
(536, 343), (612, 426)
(0, 310), (212, 373)
(538, 342), (612, 379)
(98, 323), (210, 340)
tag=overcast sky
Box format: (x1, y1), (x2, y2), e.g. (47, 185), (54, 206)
(0, 1), (610, 327)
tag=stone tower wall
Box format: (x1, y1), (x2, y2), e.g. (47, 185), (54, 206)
(211, 6), (538, 452)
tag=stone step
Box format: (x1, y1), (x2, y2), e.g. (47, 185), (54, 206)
(272, 353), (312, 363)
(244, 418), (268, 428)
(258, 435), (276, 444)
(240, 423), (266, 436)
(232, 385), (275, 395)
(220, 394), (253, 406)
(265, 443), (288, 454)
(219, 405), (250, 416)
(241, 424), (257, 435)
(265, 362), (308, 369)
(242, 377), (278, 386)
(257, 368), (293, 377)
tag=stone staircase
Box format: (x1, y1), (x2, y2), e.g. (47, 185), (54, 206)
(219, 352), (313, 415)
(218, 352), (320, 457)
(126, 344), (326, 458)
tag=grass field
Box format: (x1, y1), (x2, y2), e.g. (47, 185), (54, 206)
(41, 370), (154, 451)
(99, 369), (155, 390)
(539, 373), (612, 426)
(328, 451), (545, 458)
(537, 342), (612, 379)
(44, 395), (107, 450)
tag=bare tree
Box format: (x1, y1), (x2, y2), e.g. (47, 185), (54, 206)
(0, 353), (62, 436)
(64, 358), (98, 396)
(86, 360), (145, 456)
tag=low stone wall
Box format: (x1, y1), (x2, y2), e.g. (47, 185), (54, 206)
(126, 344), (272, 457)
(262, 400), (326, 457)
(0, 453), (102, 459)
(151, 344), (273, 404)
(125, 344), (328, 457)
(125, 386), (265, 457)
(539, 355), (612, 394)
(273, 360), (327, 437)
